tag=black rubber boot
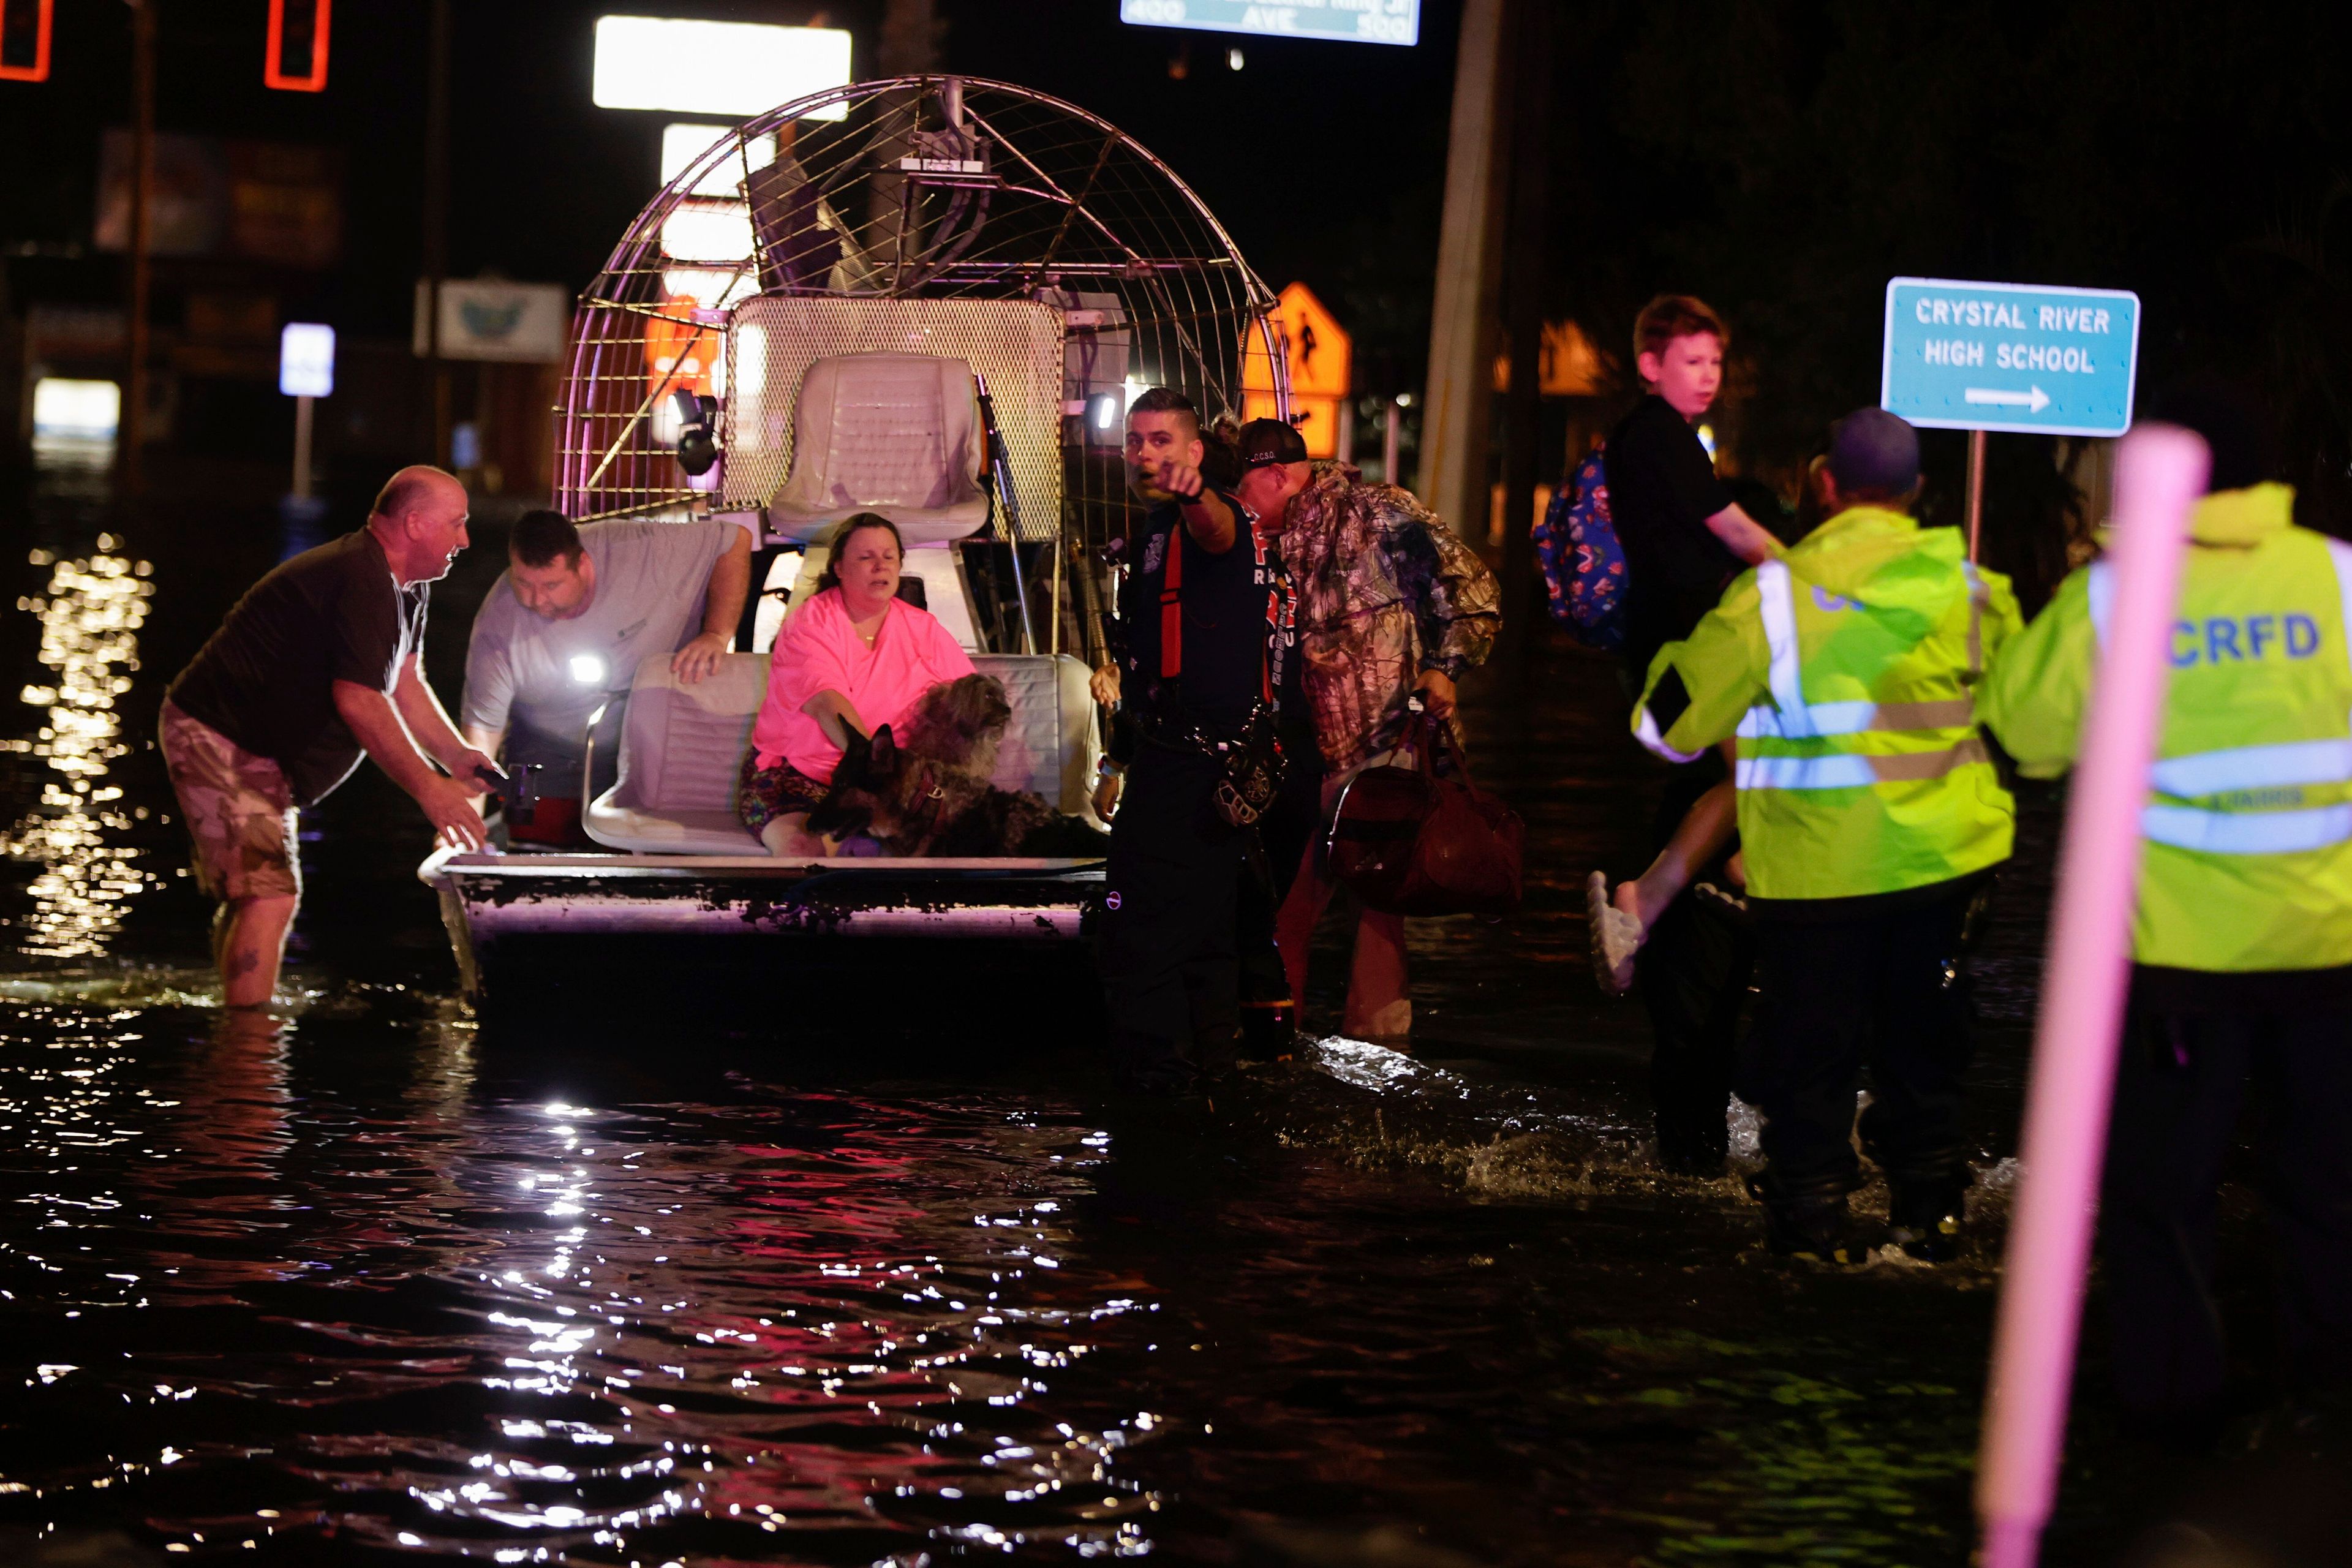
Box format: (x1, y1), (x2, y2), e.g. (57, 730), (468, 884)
(1886, 1171), (1972, 1262)
(1746, 1170), (1883, 1265)
(1237, 1000), (1298, 1063)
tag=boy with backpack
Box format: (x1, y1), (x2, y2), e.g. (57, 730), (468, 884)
(1540, 295), (1778, 1173)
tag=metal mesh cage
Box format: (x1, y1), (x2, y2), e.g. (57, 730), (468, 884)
(557, 74), (1286, 566)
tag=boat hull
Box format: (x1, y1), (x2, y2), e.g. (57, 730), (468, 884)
(421, 848), (1105, 1011)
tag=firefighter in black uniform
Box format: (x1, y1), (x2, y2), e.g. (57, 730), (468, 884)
(1101, 388), (1284, 1092)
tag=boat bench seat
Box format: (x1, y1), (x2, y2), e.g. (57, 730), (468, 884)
(581, 650), (1098, 855)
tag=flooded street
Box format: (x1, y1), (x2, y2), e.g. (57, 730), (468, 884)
(0, 446), (2325, 1567)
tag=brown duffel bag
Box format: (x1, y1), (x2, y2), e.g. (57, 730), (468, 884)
(1325, 710), (1524, 918)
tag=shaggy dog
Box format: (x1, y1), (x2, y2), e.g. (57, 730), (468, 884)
(805, 674), (1111, 858)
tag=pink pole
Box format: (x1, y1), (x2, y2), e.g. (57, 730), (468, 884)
(1974, 424), (2209, 1568)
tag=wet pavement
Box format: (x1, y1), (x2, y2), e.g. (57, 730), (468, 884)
(0, 443), (2342, 1566)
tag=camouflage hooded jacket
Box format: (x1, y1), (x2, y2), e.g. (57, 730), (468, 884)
(1277, 462), (1502, 773)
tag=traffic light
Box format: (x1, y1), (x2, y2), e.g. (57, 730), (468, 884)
(0, 0), (55, 83)
(263, 0), (330, 92)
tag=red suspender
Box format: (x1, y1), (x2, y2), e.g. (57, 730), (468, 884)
(1156, 518), (1275, 702)
(1159, 524), (1183, 680)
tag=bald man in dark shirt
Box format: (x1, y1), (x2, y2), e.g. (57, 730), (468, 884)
(162, 466), (499, 1006)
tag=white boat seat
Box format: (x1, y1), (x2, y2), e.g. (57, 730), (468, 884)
(971, 653), (1099, 814)
(581, 650), (1100, 854)
(582, 654), (768, 855)
(764, 352), (992, 546)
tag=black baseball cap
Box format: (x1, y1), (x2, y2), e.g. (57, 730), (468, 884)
(1237, 417), (1309, 470)
(1828, 408), (1921, 496)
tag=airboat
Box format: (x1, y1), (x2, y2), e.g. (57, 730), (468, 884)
(419, 75), (1291, 1008)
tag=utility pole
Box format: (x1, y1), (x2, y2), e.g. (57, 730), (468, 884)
(1420, 0), (1509, 535)
(422, 0), (451, 465)
(1496, 0), (1553, 673)
(119, 0), (156, 495)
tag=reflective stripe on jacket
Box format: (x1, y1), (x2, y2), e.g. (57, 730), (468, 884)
(1982, 483), (2352, 970)
(1632, 505), (2021, 902)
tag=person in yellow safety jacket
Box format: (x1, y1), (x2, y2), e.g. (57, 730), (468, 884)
(1633, 409), (2022, 1264)
(1979, 382), (2352, 1448)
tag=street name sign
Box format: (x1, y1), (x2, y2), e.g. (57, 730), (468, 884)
(1881, 277), (2140, 438)
(1119, 1), (1420, 47)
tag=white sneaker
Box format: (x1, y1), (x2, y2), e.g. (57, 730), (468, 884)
(1586, 871), (1643, 997)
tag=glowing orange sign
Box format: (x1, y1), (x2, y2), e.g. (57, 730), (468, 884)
(0, 0), (55, 83)
(1242, 282), (1352, 459)
(644, 295), (720, 398)
(263, 0), (331, 92)
(1243, 281), (1352, 400)
(1494, 320), (1605, 396)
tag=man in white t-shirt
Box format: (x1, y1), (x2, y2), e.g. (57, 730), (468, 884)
(461, 508), (753, 840)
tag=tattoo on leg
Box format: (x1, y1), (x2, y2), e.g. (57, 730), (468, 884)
(228, 948), (262, 979)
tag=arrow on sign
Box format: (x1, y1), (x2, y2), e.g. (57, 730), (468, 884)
(1964, 385), (2051, 413)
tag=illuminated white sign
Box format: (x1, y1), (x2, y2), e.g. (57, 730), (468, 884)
(1118, 0), (1419, 46)
(279, 322), (336, 398)
(31, 379), (122, 440)
(592, 17), (853, 119)
(660, 123), (779, 196)
(659, 204), (756, 264)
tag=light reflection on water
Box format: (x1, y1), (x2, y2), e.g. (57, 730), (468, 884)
(0, 1009), (1196, 1561)
(1, 538), (157, 957)
(0, 441), (2176, 1564)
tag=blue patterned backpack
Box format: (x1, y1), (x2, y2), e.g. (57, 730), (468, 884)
(1532, 444), (1627, 650)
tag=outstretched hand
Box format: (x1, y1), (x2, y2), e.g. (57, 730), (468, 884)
(1156, 459), (1208, 502)
(418, 775), (488, 852)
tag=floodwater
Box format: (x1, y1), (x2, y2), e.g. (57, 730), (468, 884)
(0, 443), (2340, 1567)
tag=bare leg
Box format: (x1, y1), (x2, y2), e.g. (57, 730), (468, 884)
(1343, 908), (1411, 1040)
(1273, 839), (1332, 1019)
(1613, 778), (1738, 932)
(1589, 753), (1740, 997)
(760, 813), (831, 858)
(218, 894), (298, 1009)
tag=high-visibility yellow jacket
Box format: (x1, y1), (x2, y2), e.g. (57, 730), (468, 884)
(1634, 505), (2022, 902)
(1980, 483), (2352, 971)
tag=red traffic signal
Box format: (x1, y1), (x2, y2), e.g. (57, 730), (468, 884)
(0, 0), (54, 83)
(263, 0), (330, 92)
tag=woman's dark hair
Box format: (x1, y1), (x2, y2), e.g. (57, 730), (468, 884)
(813, 512), (906, 592)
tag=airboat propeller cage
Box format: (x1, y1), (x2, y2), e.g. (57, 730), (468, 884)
(557, 75), (1291, 584)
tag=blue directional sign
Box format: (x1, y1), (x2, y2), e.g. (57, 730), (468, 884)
(1881, 277), (2141, 438)
(1118, 0), (1420, 47)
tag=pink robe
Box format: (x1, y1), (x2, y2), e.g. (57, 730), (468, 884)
(752, 588), (976, 782)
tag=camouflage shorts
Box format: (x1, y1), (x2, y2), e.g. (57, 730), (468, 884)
(158, 701), (300, 902)
(736, 751), (831, 837)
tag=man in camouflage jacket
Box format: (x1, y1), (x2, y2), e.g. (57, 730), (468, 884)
(1259, 459), (1501, 774)
(1232, 421), (1501, 1041)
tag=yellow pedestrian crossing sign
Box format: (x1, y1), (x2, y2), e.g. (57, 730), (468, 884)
(1243, 281), (1352, 458)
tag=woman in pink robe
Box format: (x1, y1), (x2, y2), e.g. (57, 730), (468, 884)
(737, 514), (974, 854)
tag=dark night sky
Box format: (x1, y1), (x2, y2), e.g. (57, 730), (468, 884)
(11, 0), (2352, 543)
(1, 1), (1459, 386)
